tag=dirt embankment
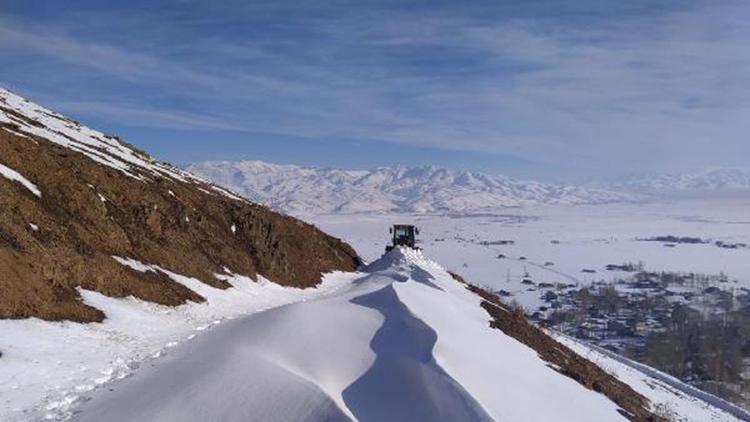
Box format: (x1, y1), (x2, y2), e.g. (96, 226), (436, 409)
(448, 272), (662, 422)
(0, 125), (360, 322)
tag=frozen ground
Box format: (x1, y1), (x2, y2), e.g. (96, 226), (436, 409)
(60, 248), (743, 421)
(311, 198), (750, 310)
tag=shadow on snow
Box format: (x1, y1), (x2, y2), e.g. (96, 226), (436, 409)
(342, 284), (490, 422)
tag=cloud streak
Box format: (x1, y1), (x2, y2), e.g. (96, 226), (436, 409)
(0, 1), (749, 176)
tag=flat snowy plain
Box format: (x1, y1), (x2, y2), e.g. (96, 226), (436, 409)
(311, 198), (750, 310)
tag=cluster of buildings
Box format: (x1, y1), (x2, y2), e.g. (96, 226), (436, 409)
(514, 269), (741, 354)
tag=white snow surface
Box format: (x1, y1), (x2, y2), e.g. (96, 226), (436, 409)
(0, 162), (41, 197)
(186, 160), (634, 215)
(1, 248), (740, 421)
(312, 199), (750, 311)
(65, 248), (627, 422)
(0, 260), (358, 422)
(387, 250), (625, 422)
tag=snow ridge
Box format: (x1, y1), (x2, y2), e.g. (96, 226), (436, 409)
(186, 160), (634, 215)
(66, 249), (628, 422)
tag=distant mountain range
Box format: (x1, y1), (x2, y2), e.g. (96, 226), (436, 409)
(186, 161), (633, 215)
(594, 168), (750, 196)
(187, 161), (750, 215)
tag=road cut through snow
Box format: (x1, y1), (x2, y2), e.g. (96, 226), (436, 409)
(70, 248), (630, 422)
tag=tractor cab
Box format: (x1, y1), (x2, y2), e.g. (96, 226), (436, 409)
(385, 224), (420, 252)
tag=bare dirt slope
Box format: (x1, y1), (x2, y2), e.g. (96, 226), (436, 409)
(0, 89), (359, 322)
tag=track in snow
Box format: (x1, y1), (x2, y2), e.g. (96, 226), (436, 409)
(343, 285), (491, 421)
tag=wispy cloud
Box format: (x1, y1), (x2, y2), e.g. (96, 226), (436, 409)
(1, 1), (749, 176)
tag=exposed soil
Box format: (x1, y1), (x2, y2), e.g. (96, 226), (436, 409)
(0, 125), (360, 322)
(449, 272), (663, 422)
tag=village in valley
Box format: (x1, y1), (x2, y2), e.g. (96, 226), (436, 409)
(488, 239), (750, 409)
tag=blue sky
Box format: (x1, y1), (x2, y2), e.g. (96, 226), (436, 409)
(1, 0), (749, 181)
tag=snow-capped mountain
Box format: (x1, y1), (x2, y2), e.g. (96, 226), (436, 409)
(600, 168), (750, 196)
(186, 161), (633, 215)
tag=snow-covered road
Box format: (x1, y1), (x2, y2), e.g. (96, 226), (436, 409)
(71, 273), (385, 422)
(69, 249), (629, 422)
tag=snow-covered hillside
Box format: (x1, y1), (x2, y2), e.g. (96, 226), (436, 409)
(0, 87), (359, 323)
(186, 160), (634, 215)
(0, 268), (359, 422)
(599, 168), (750, 196)
(3, 248), (731, 422)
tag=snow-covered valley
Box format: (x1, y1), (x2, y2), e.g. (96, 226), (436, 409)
(311, 199), (750, 311)
(4, 200), (748, 421)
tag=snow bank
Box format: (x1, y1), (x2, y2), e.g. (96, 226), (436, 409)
(0, 260), (356, 422)
(71, 272), (388, 422)
(385, 248), (627, 421)
(386, 248), (743, 421)
(69, 249), (628, 422)
(0, 162), (41, 197)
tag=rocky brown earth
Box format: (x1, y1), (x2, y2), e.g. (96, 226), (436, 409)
(0, 91), (359, 323)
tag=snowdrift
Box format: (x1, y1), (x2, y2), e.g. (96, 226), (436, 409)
(0, 248), (721, 422)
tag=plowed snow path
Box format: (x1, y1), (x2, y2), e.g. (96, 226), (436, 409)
(70, 249), (630, 422)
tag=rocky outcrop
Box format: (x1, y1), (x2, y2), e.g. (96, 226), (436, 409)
(0, 88), (359, 322)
